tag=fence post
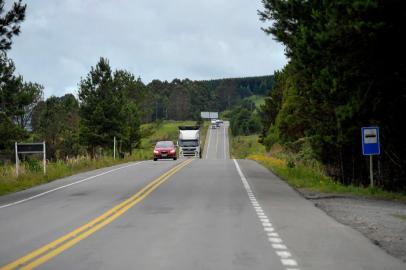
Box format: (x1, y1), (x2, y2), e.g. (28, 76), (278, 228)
(15, 142), (19, 177)
(43, 141), (46, 175)
(114, 137), (116, 160)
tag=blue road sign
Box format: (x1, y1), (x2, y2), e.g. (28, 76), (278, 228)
(362, 127), (380, 155)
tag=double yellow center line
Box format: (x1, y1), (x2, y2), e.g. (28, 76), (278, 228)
(1, 159), (193, 270)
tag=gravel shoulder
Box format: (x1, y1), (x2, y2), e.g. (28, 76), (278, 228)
(299, 189), (406, 263)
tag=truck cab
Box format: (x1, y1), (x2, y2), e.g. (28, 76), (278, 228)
(178, 126), (201, 158)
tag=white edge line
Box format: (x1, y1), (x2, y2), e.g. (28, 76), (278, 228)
(233, 159), (300, 270)
(0, 161), (144, 209)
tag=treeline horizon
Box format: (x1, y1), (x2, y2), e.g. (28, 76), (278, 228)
(2, 50), (273, 160)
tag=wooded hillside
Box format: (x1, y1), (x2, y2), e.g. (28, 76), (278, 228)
(258, 0), (406, 191)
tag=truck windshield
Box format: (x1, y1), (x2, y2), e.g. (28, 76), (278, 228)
(179, 140), (198, 147)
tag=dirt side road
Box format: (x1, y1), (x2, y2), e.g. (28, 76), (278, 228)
(301, 190), (406, 263)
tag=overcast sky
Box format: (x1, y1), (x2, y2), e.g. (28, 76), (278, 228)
(7, 0), (287, 97)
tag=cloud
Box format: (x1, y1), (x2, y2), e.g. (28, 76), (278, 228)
(8, 0), (287, 97)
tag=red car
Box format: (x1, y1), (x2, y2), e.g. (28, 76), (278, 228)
(153, 141), (177, 161)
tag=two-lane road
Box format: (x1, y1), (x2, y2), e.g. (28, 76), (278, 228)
(0, 122), (404, 269)
(204, 121), (229, 160)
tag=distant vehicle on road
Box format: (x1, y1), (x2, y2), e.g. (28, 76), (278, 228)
(178, 126), (201, 158)
(153, 141), (177, 161)
(211, 119), (217, 129)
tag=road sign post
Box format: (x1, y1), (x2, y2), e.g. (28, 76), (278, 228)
(43, 141), (46, 175)
(200, 111), (219, 119)
(15, 142), (19, 177)
(15, 142), (47, 177)
(361, 127), (380, 187)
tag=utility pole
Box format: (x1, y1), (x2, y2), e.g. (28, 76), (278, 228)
(370, 155), (373, 187)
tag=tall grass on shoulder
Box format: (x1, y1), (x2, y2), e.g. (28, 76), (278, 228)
(230, 135), (266, 159)
(248, 154), (406, 202)
(199, 121), (209, 155)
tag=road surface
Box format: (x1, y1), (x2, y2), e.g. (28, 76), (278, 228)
(0, 122), (404, 269)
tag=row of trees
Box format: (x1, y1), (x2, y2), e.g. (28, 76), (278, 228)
(7, 57), (273, 160)
(0, 1), (44, 157)
(30, 58), (143, 159)
(143, 75), (273, 122)
(259, 0), (406, 190)
(227, 99), (261, 136)
(29, 58), (273, 160)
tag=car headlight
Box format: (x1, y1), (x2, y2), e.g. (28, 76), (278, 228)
(170, 149), (176, 154)
(154, 150), (159, 154)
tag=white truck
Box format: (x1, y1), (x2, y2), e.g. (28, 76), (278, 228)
(178, 126), (201, 158)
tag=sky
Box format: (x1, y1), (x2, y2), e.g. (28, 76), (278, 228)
(7, 0), (287, 97)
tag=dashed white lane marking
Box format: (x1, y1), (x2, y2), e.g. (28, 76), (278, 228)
(281, 259), (298, 266)
(273, 244), (288, 250)
(233, 159), (300, 270)
(263, 222), (272, 227)
(0, 161), (144, 209)
(276, 251), (292, 258)
(269, 237), (283, 243)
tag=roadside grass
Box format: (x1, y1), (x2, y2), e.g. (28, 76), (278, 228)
(230, 134), (406, 202)
(248, 154), (406, 202)
(0, 120), (208, 197)
(0, 154), (146, 196)
(199, 121), (209, 155)
(391, 214), (406, 220)
(248, 95), (266, 108)
(230, 134), (266, 159)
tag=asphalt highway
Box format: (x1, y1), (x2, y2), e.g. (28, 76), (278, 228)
(0, 122), (404, 269)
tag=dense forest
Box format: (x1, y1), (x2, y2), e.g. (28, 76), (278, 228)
(258, 0), (406, 191)
(144, 75), (273, 122)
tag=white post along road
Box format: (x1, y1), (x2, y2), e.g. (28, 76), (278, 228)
(0, 121), (404, 269)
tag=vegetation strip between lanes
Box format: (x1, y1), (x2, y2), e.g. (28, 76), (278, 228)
(0, 159), (193, 270)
